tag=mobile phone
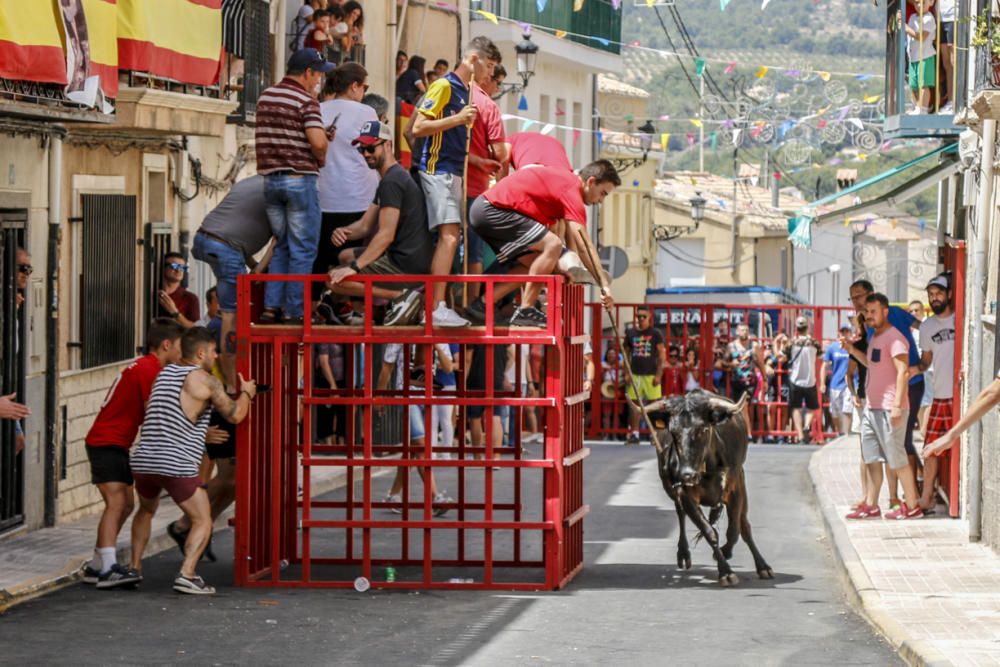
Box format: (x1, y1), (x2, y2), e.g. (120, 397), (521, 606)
(255, 383), (272, 393)
(327, 113), (341, 132)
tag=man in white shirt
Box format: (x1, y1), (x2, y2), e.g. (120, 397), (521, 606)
(915, 274), (955, 512)
(781, 316), (822, 444)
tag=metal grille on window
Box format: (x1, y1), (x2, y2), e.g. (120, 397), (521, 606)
(0, 211), (26, 532)
(80, 195), (137, 369)
(228, 0), (272, 125)
(142, 222), (173, 350)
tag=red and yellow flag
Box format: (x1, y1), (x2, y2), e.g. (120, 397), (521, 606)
(0, 1), (67, 85)
(117, 0), (222, 86)
(82, 0), (119, 97)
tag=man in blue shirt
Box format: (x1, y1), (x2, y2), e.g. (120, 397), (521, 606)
(822, 325), (853, 434)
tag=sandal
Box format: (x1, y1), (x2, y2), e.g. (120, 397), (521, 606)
(259, 307), (281, 324)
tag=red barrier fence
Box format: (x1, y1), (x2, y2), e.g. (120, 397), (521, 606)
(584, 303), (859, 444)
(234, 274), (588, 590)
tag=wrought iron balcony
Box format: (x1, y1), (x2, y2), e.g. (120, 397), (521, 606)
(474, 0), (621, 55)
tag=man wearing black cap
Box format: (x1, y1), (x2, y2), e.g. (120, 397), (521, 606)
(914, 273), (955, 512)
(325, 120), (435, 326)
(255, 48), (336, 325)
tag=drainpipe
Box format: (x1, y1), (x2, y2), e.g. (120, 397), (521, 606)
(44, 129), (64, 527)
(968, 118), (995, 542)
(274, 0), (287, 82)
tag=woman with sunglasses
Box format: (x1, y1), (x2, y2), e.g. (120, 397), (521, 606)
(313, 63), (379, 287)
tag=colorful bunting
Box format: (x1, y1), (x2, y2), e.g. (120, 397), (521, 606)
(686, 133), (695, 146)
(720, 0), (731, 10)
(890, 218), (898, 229)
(520, 119), (536, 131)
(818, 71), (831, 81)
(690, 119), (703, 128)
(611, 0), (621, 9)
(658, 114), (671, 120)
(518, 94), (528, 111)
(596, 131), (603, 148)
(919, 217), (927, 231)
(594, 37), (610, 46)
(732, 129), (742, 145)
(573, 0), (584, 11)
(762, 0), (773, 8)
(725, 61), (737, 75)
(756, 66), (769, 79)
(572, 129), (581, 146)
(661, 133), (670, 150)
(710, 132), (718, 150)
(863, 94), (881, 103)
(536, 0), (547, 11)
(476, 9), (498, 24)
(818, 119), (827, 129)
(541, 123), (555, 135)
(695, 58), (706, 77)
(855, 74), (873, 81)
(555, 30), (567, 38)
(646, 0), (655, 6)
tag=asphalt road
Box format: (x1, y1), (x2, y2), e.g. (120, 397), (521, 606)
(1, 445), (900, 666)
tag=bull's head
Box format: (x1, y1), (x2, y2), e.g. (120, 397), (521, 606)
(647, 392), (746, 487)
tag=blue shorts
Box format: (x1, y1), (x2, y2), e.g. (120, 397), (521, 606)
(408, 403), (426, 441)
(192, 232), (245, 313)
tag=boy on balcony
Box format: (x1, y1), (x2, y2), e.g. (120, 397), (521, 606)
(905, 0), (937, 115)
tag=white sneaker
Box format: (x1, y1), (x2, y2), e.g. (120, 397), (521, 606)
(432, 302), (470, 327)
(433, 491), (454, 517)
(384, 493), (402, 514)
(940, 102), (953, 114)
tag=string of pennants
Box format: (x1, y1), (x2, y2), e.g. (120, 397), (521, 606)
(467, 6), (884, 80)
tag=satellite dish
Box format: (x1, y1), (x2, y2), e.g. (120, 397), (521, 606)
(598, 245), (629, 280)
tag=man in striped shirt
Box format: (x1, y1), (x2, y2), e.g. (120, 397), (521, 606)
(130, 327), (257, 595)
(255, 48), (336, 325)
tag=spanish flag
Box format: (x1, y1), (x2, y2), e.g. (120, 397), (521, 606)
(82, 0), (119, 97)
(117, 0), (222, 86)
(0, 1), (67, 85)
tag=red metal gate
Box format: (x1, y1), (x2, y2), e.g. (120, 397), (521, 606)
(234, 274), (588, 590)
(940, 240), (965, 518)
(586, 302), (858, 443)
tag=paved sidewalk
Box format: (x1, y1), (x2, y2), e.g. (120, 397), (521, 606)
(811, 436), (1000, 667)
(0, 465), (370, 613)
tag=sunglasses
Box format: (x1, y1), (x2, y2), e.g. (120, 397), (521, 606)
(165, 262), (188, 271)
(18, 264), (32, 275)
(356, 142), (383, 155)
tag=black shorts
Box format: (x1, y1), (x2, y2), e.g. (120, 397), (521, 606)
(86, 445), (133, 485)
(940, 21), (954, 44)
(731, 378), (756, 403)
(205, 410), (237, 460)
(469, 196), (549, 265)
(788, 384), (820, 410)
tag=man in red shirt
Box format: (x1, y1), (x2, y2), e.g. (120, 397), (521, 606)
(503, 131), (573, 174)
(467, 159), (618, 327)
(82, 318), (185, 588)
(157, 252), (200, 329)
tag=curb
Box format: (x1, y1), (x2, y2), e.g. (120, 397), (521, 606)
(0, 465), (371, 614)
(807, 440), (954, 667)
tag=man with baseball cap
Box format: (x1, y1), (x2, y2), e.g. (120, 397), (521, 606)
(255, 48), (336, 325)
(913, 273), (955, 512)
(779, 316), (823, 443)
(325, 120), (435, 326)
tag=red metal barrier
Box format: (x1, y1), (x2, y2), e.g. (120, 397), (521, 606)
(234, 273), (588, 590)
(585, 302), (859, 443)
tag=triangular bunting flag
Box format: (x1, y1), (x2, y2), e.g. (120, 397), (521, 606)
(661, 133), (670, 150)
(520, 119), (536, 131)
(818, 71), (831, 81)
(573, 129), (581, 146)
(686, 133), (695, 146)
(762, 0), (772, 8)
(541, 123), (555, 135)
(756, 66), (768, 79)
(690, 119), (702, 128)
(518, 95), (528, 111)
(720, 0), (731, 9)
(725, 61), (737, 75)
(574, 0), (584, 11)
(536, 0), (547, 11)
(555, 30), (567, 38)
(695, 58), (706, 77)
(612, 0), (621, 9)
(646, 0), (655, 6)
(710, 132), (718, 150)
(476, 10), (499, 24)
(596, 131), (604, 148)
(732, 129), (742, 145)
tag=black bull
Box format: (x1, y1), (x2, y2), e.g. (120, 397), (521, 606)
(644, 390), (773, 586)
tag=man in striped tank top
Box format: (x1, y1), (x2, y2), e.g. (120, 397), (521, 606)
(130, 327), (257, 595)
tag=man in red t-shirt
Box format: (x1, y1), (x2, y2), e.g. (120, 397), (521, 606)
(466, 65), (508, 289)
(468, 159), (618, 327)
(157, 252), (200, 329)
(82, 318), (184, 588)
(503, 132), (573, 173)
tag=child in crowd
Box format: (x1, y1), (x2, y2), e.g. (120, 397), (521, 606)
(905, 0), (937, 114)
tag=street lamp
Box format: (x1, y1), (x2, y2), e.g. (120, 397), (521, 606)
(494, 32), (539, 100)
(654, 191), (706, 241)
(610, 119), (658, 172)
(795, 263), (841, 303)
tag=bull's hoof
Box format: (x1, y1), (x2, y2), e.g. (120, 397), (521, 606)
(677, 552), (692, 570)
(758, 567), (774, 580)
(718, 572), (739, 587)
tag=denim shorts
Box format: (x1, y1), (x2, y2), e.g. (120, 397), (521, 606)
(192, 232), (245, 312)
(409, 403), (426, 441)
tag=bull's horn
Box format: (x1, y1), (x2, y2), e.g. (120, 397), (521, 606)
(707, 394), (746, 414)
(643, 398), (668, 413)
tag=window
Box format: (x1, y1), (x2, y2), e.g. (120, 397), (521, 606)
(78, 195), (137, 369)
(0, 211), (26, 531)
(225, 0), (273, 125)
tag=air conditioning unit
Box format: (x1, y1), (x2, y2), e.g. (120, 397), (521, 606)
(958, 129), (980, 169)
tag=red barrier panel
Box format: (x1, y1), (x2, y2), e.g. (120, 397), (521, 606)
(585, 302), (859, 444)
(234, 274), (588, 590)
(940, 240), (965, 518)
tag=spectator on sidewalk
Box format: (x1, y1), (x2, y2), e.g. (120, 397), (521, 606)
(432, 343), (460, 460)
(914, 274), (956, 512)
(192, 174), (274, 391)
(845, 293), (924, 520)
(909, 299), (934, 434)
(412, 36), (501, 327)
(157, 252), (200, 329)
(255, 47), (336, 325)
(325, 120), (434, 325)
(81, 318), (185, 589)
(395, 55), (426, 105)
(315, 63), (379, 281)
(195, 287), (220, 328)
(849, 278), (924, 509)
(290, 0), (325, 51)
(623, 306), (665, 445)
(362, 92), (390, 124)
(433, 59), (449, 78)
(780, 317), (822, 444)
(130, 327), (257, 595)
(821, 325), (854, 435)
(303, 9), (333, 54)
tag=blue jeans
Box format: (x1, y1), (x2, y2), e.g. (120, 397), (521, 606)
(192, 232), (245, 312)
(263, 174), (320, 318)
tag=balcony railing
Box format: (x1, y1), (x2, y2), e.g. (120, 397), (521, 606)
(972, 4), (1000, 95)
(474, 0), (621, 55)
(227, 0), (272, 125)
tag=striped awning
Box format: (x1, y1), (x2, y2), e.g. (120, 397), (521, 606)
(222, 0), (246, 58)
